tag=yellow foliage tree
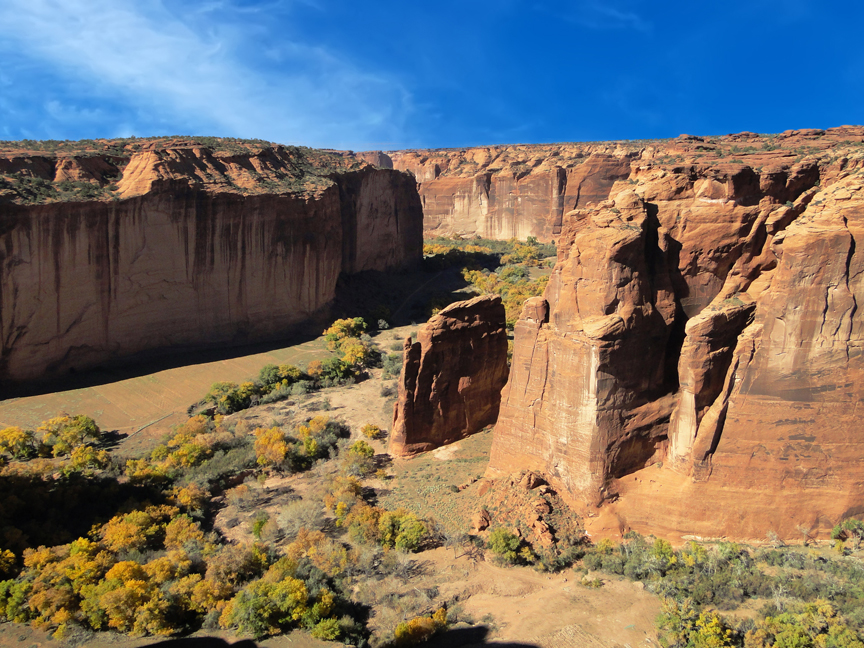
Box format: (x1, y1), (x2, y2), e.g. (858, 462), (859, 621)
(323, 317), (367, 351)
(394, 607), (447, 645)
(254, 427), (289, 468)
(0, 426), (36, 459)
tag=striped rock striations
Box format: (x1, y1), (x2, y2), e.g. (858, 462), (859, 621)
(390, 295), (509, 457)
(0, 139), (423, 383)
(486, 126), (864, 541)
(391, 146), (634, 241)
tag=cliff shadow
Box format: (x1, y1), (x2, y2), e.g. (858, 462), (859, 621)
(331, 263), (479, 328)
(147, 640), (257, 648)
(0, 470), (168, 556)
(3, 264), (477, 400)
(1, 318), (329, 400)
(425, 625), (540, 647)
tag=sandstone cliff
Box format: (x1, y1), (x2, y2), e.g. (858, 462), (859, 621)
(391, 145), (634, 241)
(0, 138), (423, 383)
(390, 295), (509, 456)
(487, 126), (864, 541)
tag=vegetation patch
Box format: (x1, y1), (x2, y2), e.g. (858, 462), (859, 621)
(577, 532), (864, 647)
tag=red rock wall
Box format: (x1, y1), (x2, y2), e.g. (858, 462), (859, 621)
(487, 127), (864, 541)
(391, 147), (633, 241)
(390, 295), (509, 456)
(0, 148), (422, 383)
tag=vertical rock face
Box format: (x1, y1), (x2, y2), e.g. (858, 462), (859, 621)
(390, 295), (509, 457)
(0, 140), (423, 383)
(392, 147), (634, 241)
(488, 127), (864, 541)
(488, 191), (679, 501)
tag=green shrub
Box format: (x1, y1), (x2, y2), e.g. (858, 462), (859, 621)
(382, 353), (403, 378)
(488, 528), (522, 564)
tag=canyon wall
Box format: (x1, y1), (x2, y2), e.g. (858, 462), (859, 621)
(391, 145), (634, 241)
(390, 295), (509, 456)
(486, 126), (864, 541)
(0, 140), (423, 383)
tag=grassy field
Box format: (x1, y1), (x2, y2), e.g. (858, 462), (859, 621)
(379, 430), (493, 536)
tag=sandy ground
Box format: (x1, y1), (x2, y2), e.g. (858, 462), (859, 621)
(0, 337), (330, 443)
(0, 325), (412, 461)
(420, 547), (661, 647)
(0, 323), (664, 648)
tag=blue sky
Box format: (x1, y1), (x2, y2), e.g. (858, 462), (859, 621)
(0, 0), (861, 150)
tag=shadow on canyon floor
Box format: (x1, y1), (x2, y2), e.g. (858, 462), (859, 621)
(147, 640), (258, 648)
(3, 265), (474, 399)
(424, 625), (540, 647)
(141, 627), (540, 648)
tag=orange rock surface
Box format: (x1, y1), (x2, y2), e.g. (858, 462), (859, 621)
(391, 146), (633, 241)
(0, 139), (422, 383)
(390, 295), (509, 456)
(486, 126), (864, 542)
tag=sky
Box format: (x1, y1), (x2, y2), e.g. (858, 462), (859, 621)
(0, 0), (861, 150)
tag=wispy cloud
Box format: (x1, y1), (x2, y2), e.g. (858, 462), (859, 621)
(0, 0), (412, 148)
(575, 3), (651, 31)
(534, 0), (652, 32)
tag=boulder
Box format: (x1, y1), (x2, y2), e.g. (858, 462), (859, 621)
(472, 509), (492, 533)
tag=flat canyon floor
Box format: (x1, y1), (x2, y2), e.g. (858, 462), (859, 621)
(0, 325), (662, 648)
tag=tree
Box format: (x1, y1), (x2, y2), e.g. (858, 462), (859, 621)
(361, 424), (383, 440)
(394, 514), (428, 552)
(378, 510), (428, 552)
(323, 318), (367, 351)
(37, 415), (101, 457)
(342, 440), (376, 477)
(219, 575), (309, 638)
(0, 426), (36, 460)
(487, 528), (522, 564)
(254, 427), (289, 468)
(394, 608), (447, 645)
(657, 597), (698, 648)
(690, 611), (735, 648)
(63, 445), (110, 475)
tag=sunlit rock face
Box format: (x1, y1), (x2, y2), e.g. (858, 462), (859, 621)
(390, 295), (509, 457)
(392, 146), (634, 241)
(0, 141), (423, 382)
(487, 126), (864, 542)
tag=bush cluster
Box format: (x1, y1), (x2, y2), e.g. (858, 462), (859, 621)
(322, 449), (430, 554)
(381, 353), (403, 379)
(0, 505), (356, 641)
(0, 415), (102, 462)
(0, 411), (372, 643)
(462, 266), (549, 328)
(578, 532), (864, 647)
(253, 416), (347, 473)
(123, 416), (254, 486)
(201, 317), (380, 416)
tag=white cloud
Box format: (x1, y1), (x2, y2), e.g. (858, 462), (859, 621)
(0, 0), (412, 148)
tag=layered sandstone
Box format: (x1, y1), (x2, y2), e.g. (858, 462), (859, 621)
(487, 126), (864, 541)
(0, 139), (423, 383)
(391, 145), (634, 241)
(390, 295), (509, 456)
(388, 127), (864, 244)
